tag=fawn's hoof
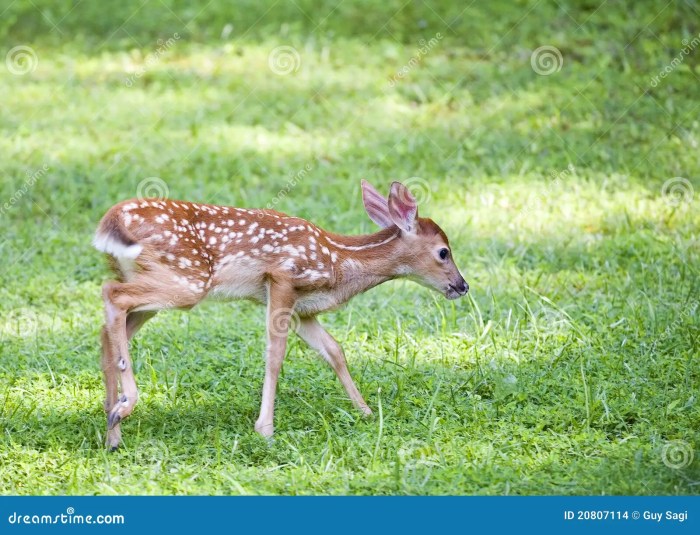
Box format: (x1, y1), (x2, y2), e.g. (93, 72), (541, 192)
(360, 406), (373, 417)
(105, 426), (121, 451)
(255, 421), (274, 438)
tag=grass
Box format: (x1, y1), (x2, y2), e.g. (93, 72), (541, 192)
(0, 0), (699, 495)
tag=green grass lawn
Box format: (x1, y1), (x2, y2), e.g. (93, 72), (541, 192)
(0, 0), (698, 495)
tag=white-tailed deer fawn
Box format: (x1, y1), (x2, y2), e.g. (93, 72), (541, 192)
(94, 180), (468, 449)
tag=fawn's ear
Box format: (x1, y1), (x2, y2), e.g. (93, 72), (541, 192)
(361, 180), (394, 228)
(388, 181), (418, 233)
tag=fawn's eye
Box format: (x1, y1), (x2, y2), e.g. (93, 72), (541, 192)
(438, 248), (449, 260)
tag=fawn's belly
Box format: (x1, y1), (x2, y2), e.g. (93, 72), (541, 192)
(208, 267), (341, 316)
(207, 279), (341, 315)
(208, 275), (267, 303)
(206, 253), (344, 315)
(294, 291), (343, 315)
(208, 256), (267, 302)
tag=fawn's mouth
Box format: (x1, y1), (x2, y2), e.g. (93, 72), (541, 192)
(446, 283), (469, 300)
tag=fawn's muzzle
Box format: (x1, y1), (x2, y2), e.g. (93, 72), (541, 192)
(446, 277), (469, 299)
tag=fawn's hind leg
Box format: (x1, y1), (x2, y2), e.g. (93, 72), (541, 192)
(101, 278), (199, 449)
(102, 311), (156, 450)
(101, 325), (120, 449)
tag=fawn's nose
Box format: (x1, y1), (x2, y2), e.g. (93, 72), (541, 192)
(454, 277), (469, 295)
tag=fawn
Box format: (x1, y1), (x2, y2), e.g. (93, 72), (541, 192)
(94, 180), (468, 449)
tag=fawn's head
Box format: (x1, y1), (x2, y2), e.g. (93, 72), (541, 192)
(361, 180), (469, 300)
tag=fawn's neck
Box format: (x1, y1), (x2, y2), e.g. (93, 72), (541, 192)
(324, 227), (406, 300)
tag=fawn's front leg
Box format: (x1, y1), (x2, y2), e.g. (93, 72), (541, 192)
(254, 281), (296, 437)
(295, 317), (372, 416)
